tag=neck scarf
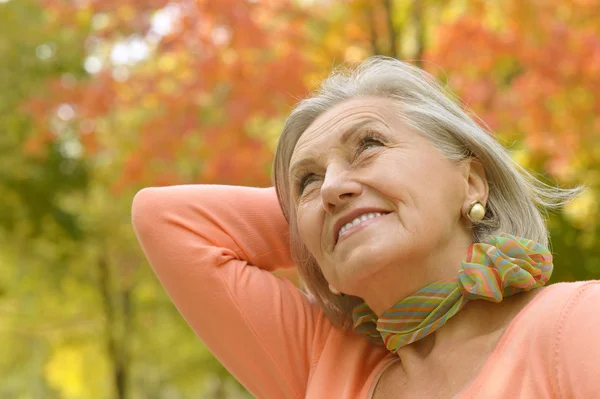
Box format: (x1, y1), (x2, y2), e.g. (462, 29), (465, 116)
(352, 233), (553, 353)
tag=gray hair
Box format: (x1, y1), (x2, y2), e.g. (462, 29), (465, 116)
(272, 56), (583, 333)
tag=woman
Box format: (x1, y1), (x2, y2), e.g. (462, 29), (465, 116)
(132, 57), (598, 398)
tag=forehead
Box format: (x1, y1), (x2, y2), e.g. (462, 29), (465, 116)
(291, 96), (398, 162)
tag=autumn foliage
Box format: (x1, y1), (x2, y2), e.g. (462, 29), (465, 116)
(26, 0), (317, 193)
(427, 0), (600, 181)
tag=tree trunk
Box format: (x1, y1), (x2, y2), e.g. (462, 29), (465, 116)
(98, 251), (129, 399)
(368, 5), (383, 55)
(382, 0), (398, 58)
(411, 0), (426, 66)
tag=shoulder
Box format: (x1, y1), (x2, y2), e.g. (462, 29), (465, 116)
(540, 280), (600, 396)
(548, 280), (600, 342)
(553, 279), (600, 314)
(505, 280), (600, 352)
(531, 280), (600, 340)
(500, 281), (600, 396)
(526, 280), (600, 316)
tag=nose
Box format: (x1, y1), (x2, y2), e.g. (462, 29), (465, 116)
(321, 162), (362, 213)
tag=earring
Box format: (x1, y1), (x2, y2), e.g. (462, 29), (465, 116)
(328, 283), (341, 295)
(467, 200), (486, 223)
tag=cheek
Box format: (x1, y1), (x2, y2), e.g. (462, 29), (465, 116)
(296, 206), (323, 256)
(414, 168), (465, 227)
(375, 154), (463, 221)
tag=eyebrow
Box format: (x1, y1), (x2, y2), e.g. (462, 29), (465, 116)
(289, 119), (382, 178)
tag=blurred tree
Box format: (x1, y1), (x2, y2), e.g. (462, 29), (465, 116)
(9, 0), (317, 397)
(0, 0), (92, 396)
(30, 0), (315, 193)
(0, 0), (89, 238)
(424, 0), (600, 282)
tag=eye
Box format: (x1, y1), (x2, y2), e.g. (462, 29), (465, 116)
(357, 134), (384, 155)
(297, 173), (318, 196)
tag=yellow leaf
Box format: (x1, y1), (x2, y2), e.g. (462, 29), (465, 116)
(142, 94), (160, 109)
(509, 147), (531, 169)
(564, 189), (598, 229)
(117, 5), (135, 23)
(75, 7), (93, 27)
(44, 343), (111, 399)
(45, 345), (86, 398)
(157, 53), (178, 73)
(344, 46), (367, 64)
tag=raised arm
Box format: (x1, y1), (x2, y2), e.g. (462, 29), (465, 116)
(131, 185), (323, 398)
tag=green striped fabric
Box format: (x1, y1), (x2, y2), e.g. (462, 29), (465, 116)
(352, 233), (553, 353)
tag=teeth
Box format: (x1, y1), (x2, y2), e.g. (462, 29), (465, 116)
(338, 212), (383, 239)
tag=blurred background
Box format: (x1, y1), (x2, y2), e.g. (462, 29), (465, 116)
(1, 0), (599, 397)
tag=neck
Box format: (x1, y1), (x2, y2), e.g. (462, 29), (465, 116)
(360, 233), (473, 316)
(352, 233), (553, 356)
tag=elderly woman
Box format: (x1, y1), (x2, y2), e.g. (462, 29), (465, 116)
(132, 57), (598, 398)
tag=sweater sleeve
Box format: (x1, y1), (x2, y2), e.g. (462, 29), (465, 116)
(131, 185), (322, 399)
(555, 281), (600, 398)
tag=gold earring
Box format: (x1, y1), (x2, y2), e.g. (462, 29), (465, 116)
(467, 200), (486, 223)
(328, 283), (341, 295)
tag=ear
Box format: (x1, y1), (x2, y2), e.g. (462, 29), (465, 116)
(462, 157), (489, 206)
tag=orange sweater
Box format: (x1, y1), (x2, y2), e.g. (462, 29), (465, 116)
(132, 185), (600, 398)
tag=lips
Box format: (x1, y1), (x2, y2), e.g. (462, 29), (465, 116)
(333, 207), (391, 245)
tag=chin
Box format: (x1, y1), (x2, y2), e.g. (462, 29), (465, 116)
(334, 246), (396, 287)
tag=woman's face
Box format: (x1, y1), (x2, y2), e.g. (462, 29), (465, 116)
(289, 96), (480, 299)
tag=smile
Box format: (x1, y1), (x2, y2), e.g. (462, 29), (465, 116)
(336, 212), (389, 245)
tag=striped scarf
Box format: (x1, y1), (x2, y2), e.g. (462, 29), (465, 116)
(352, 233), (553, 353)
